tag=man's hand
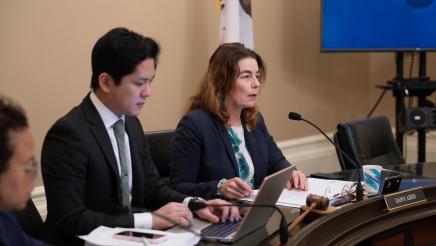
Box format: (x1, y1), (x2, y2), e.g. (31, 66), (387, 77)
(219, 177), (252, 199)
(151, 202), (193, 230)
(195, 199), (240, 223)
(286, 169), (308, 191)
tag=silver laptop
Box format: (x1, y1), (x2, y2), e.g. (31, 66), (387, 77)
(200, 165), (295, 243)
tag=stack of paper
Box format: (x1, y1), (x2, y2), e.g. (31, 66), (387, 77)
(240, 178), (356, 208)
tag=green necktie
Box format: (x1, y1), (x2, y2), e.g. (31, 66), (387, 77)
(113, 119), (130, 209)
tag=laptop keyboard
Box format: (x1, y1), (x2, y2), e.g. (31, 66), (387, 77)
(201, 220), (241, 238)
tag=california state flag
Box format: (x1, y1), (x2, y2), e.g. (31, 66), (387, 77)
(219, 0), (254, 49)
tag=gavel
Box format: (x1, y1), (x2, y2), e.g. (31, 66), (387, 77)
(287, 194), (330, 233)
(306, 194), (330, 210)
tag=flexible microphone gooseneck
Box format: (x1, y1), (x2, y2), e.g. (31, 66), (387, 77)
(288, 112), (364, 201)
(188, 199), (289, 245)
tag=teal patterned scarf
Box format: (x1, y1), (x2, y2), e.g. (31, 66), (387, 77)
(227, 127), (254, 187)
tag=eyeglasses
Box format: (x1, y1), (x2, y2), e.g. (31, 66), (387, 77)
(332, 183), (357, 200)
(10, 160), (38, 175)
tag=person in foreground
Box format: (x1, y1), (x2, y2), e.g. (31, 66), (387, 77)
(41, 27), (238, 245)
(0, 96), (45, 245)
(170, 43), (308, 200)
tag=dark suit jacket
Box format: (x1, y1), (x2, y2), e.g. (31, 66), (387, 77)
(0, 212), (45, 246)
(169, 109), (290, 199)
(41, 94), (186, 245)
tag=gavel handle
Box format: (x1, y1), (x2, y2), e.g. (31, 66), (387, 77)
(287, 202), (316, 234)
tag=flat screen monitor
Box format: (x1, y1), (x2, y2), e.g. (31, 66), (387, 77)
(321, 0), (436, 52)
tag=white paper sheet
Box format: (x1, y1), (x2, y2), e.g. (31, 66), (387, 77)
(80, 226), (200, 246)
(240, 178), (356, 208)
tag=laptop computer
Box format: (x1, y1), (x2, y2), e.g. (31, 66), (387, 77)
(200, 165), (295, 243)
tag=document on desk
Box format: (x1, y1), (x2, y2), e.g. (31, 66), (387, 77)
(79, 226), (200, 246)
(240, 178), (356, 208)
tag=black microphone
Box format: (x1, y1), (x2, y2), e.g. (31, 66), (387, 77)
(188, 199), (289, 245)
(288, 112), (302, 121)
(288, 112), (364, 201)
(188, 198), (208, 211)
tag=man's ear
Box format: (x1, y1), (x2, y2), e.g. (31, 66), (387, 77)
(98, 73), (113, 93)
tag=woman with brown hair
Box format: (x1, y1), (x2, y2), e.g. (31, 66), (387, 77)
(170, 43), (307, 200)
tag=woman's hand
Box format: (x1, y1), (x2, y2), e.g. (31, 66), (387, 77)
(286, 169), (308, 191)
(219, 177), (252, 199)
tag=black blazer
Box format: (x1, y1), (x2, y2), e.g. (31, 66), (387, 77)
(169, 109), (290, 199)
(41, 94), (186, 245)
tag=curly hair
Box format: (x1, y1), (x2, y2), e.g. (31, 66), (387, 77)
(185, 43), (266, 130)
(0, 96), (28, 174)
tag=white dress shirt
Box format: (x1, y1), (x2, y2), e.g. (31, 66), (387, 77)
(90, 92), (152, 228)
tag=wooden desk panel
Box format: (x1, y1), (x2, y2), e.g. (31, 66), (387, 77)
(287, 185), (436, 246)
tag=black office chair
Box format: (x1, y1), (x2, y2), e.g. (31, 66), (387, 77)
(334, 116), (405, 170)
(13, 199), (43, 239)
(144, 130), (174, 185)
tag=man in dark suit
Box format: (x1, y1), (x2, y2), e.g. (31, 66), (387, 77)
(41, 27), (237, 245)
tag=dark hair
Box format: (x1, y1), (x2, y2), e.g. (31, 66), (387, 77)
(0, 96), (28, 174)
(90, 27), (161, 90)
(186, 43), (266, 130)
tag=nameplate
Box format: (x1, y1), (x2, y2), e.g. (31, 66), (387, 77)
(384, 187), (427, 211)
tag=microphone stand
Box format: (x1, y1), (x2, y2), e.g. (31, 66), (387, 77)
(289, 112), (364, 201)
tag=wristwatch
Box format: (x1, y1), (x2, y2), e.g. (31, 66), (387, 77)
(216, 178), (226, 196)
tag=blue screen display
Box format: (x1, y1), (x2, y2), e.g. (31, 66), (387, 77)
(321, 0), (436, 51)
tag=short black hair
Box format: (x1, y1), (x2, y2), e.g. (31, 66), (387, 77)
(0, 96), (28, 174)
(90, 27), (161, 91)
